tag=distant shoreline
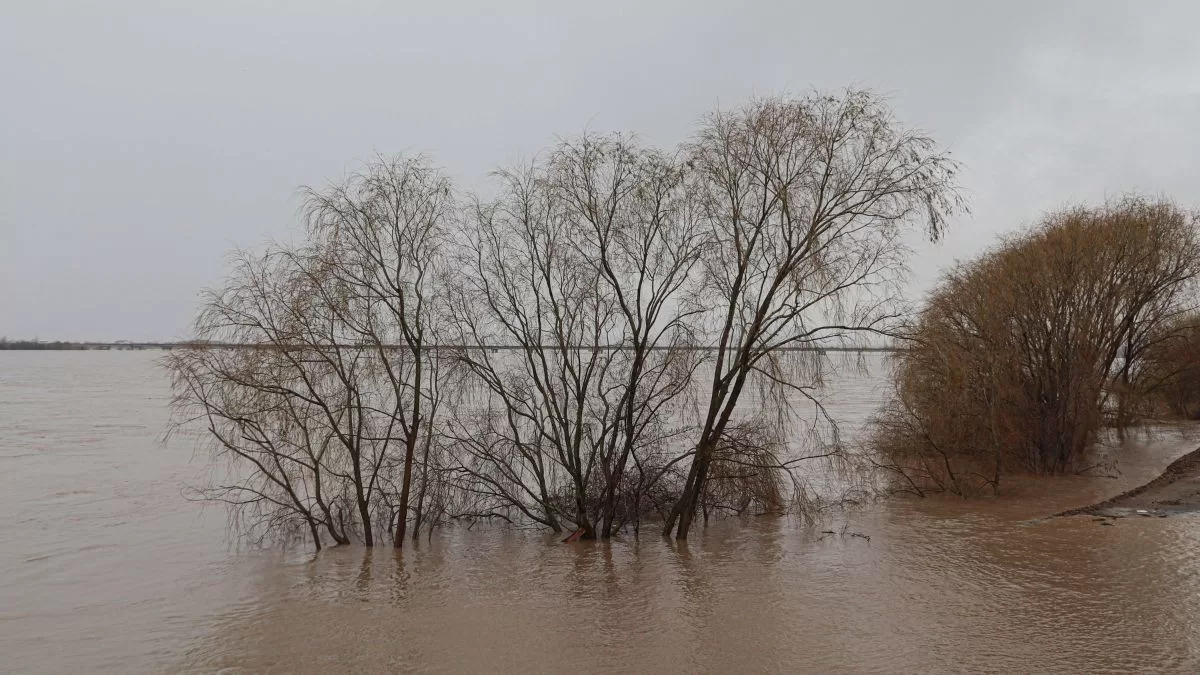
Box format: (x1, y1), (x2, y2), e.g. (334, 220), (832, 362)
(0, 340), (901, 353)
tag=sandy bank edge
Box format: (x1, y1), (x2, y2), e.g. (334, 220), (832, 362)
(1055, 445), (1200, 517)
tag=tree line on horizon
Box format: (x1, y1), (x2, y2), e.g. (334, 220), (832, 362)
(0, 339), (92, 350)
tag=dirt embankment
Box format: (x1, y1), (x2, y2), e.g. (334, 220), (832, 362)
(1057, 445), (1200, 518)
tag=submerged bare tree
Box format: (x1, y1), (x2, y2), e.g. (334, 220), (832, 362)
(170, 90), (965, 548)
(166, 156), (452, 549)
(442, 135), (707, 538)
(166, 248), (380, 548)
(549, 134), (710, 537)
(662, 91), (962, 539)
(300, 155), (453, 547)
(441, 161), (611, 533)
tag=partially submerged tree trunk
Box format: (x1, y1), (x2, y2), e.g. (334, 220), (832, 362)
(665, 91), (961, 538)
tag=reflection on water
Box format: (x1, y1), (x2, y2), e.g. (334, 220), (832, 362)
(2, 352), (1199, 673)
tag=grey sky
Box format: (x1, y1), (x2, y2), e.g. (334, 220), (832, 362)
(3, 1), (1198, 340)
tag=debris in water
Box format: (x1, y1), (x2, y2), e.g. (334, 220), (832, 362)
(562, 528), (588, 543)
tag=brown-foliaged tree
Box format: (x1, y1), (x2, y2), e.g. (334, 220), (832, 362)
(1124, 314), (1200, 421)
(872, 197), (1200, 493)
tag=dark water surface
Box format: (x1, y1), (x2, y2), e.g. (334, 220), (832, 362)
(2, 352), (1199, 673)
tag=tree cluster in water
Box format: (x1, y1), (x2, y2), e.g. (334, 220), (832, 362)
(165, 90), (963, 549)
(871, 198), (1200, 495)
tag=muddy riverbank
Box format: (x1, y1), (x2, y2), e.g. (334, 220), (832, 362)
(1058, 445), (1200, 519)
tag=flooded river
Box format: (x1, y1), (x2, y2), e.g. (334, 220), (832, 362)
(3, 351), (1199, 673)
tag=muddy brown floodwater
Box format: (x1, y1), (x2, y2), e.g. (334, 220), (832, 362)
(3, 352), (1200, 673)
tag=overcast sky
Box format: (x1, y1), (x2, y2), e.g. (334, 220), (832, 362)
(3, 1), (1199, 340)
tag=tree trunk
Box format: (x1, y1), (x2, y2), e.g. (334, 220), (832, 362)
(664, 439), (713, 539)
(600, 504), (617, 539)
(574, 478), (595, 540)
(395, 349), (423, 549)
(307, 517), (322, 551)
(352, 454), (373, 547)
(673, 453), (711, 540)
(393, 422), (419, 548)
(412, 427), (433, 541)
(599, 444), (631, 539)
